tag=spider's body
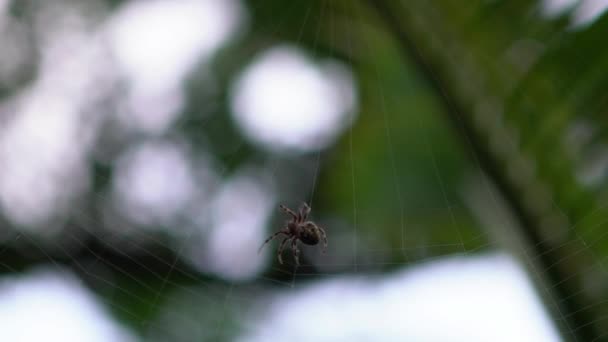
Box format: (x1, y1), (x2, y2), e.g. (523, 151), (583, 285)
(298, 223), (321, 245)
(258, 203), (327, 265)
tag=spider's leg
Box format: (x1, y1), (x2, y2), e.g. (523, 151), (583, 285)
(277, 237), (291, 265)
(279, 205), (298, 220)
(291, 239), (300, 265)
(258, 231), (287, 254)
(300, 202), (311, 221)
(318, 226), (328, 253)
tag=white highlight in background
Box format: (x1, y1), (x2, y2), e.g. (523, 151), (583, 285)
(112, 140), (197, 227)
(108, 0), (241, 92)
(542, 0), (578, 17)
(542, 0), (608, 27)
(196, 169), (275, 281)
(107, 0), (243, 134)
(0, 268), (136, 342)
(241, 253), (561, 342)
(0, 93), (89, 228)
(0, 0), (8, 17)
(573, 0), (608, 26)
(0, 4), (115, 229)
(231, 45), (357, 152)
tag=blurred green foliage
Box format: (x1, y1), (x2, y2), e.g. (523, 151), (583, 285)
(363, 1), (608, 340)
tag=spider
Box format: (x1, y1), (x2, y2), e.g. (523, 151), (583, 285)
(258, 203), (327, 265)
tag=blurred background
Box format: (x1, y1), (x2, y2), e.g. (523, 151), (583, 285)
(2, 0), (608, 341)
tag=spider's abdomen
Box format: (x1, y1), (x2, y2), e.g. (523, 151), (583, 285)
(300, 228), (320, 245)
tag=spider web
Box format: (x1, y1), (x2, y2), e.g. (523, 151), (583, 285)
(1, 0), (606, 341)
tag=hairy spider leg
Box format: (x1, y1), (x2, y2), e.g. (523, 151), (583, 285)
(291, 239), (301, 265)
(277, 237), (291, 264)
(318, 226), (328, 253)
(300, 203), (311, 221)
(280, 205), (299, 221)
(258, 230), (287, 254)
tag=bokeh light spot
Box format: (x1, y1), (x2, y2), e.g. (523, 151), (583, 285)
(0, 267), (137, 342)
(112, 140), (198, 227)
(107, 0), (243, 134)
(193, 169), (275, 281)
(241, 254), (560, 342)
(230, 45), (357, 153)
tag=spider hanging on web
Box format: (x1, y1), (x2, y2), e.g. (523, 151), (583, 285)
(258, 203), (327, 265)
